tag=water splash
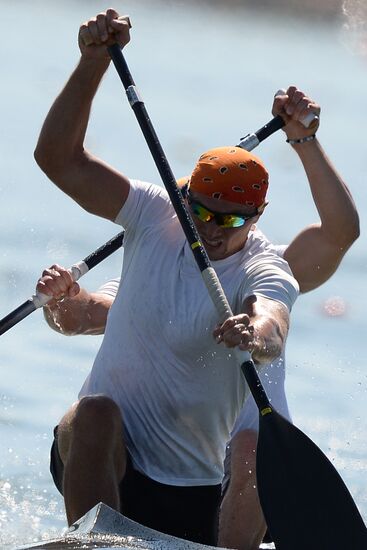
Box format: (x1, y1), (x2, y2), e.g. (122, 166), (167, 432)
(0, 479), (65, 548)
(342, 0), (367, 56)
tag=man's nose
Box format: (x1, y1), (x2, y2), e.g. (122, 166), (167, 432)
(205, 218), (222, 234)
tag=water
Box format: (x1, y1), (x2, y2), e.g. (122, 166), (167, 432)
(1, 0), (366, 546)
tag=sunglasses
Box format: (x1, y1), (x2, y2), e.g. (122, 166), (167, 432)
(188, 194), (257, 228)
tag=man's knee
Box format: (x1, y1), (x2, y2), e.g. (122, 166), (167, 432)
(72, 395), (122, 433)
(58, 395), (123, 463)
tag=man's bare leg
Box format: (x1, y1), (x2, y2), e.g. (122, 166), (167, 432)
(218, 430), (267, 550)
(57, 395), (126, 525)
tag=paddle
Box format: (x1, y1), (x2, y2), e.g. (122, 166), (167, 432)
(107, 42), (367, 549)
(246, 362), (367, 549)
(0, 232), (124, 336)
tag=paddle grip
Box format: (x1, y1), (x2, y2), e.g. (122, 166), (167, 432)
(31, 260), (89, 310)
(274, 88), (319, 129)
(32, 291), (54, 309)
(202, 267), (232, 321)
(32, 232), (124, 310)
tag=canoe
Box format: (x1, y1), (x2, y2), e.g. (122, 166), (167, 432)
(16, 502), (276, 549)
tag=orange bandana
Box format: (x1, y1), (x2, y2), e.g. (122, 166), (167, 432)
(188, 146), (269, 208)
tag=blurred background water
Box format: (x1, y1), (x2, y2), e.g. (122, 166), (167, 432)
(0, 0), (366, 546)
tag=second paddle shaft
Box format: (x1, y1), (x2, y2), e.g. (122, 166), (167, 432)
(0, 232), (124, 336)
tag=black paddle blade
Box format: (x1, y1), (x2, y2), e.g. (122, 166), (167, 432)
(257, 409), (367, 550)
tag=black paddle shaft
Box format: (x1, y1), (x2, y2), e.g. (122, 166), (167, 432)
(237, 115), (285, 151)
(256, 116), (285, 140)
(0, 300), (36, 336)
(84, 231), (124, 269)
(242, 358), (273, 413)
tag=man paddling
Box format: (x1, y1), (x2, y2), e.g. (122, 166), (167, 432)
(34, 7), (300, 545)
(37, 106), (360, 550)
(33, 7), (360, 550)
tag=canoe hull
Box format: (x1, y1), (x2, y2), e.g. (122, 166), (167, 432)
(16, 502), (275, 549)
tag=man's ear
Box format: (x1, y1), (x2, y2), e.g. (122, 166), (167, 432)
(251, 202), (268, 225)
(181, 183), (189, 199)
(177, 178), (190, 198)
(257, 201), (268, 216)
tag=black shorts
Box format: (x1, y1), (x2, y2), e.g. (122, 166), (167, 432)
(50, 427), (221, 545)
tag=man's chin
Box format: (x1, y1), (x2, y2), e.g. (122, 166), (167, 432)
(205, 246), (226, 261)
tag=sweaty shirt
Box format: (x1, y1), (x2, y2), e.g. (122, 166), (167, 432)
(79, 180), (299, 486)
(96, 256), (291, 436)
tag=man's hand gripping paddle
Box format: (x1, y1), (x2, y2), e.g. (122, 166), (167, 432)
(0, 233), (124, 336)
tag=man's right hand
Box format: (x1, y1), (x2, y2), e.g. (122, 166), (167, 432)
(78, 8), (131, 59)
(36, 265), (80, 307)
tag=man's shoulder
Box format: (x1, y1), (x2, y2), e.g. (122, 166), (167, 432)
(115, 179), (171, 228)
(243, 229), (297, 290)
(247, 226), (288, 259)
(129, 179), (168, 199)
(240, 240), (299, 311)
(96, 278), (121, 297)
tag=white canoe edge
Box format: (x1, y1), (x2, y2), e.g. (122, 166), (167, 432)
(16, 502), (275, 549)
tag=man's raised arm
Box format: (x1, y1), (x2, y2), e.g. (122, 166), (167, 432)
(34, 9), (132, 221)
(273, 86), (360, 292)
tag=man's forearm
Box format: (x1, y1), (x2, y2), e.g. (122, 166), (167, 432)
(251, 316), (286, 366)
(242, 297), (290, 366)
(43, 289), (111, 336)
